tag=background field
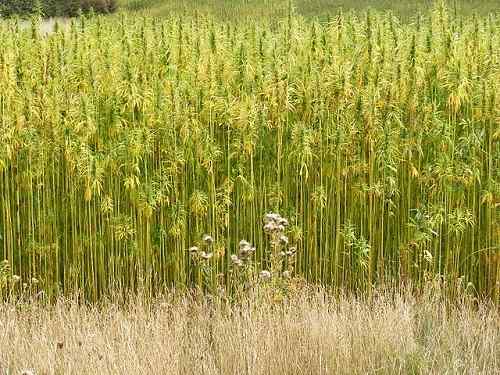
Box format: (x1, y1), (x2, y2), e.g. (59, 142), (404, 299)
(0, 0), (117, 17)
(120, 0), (500, 20)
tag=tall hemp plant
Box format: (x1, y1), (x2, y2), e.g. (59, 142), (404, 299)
(0, 3), (498, 301)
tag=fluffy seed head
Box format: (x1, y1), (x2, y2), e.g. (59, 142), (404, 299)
(239, 239), (250, 248)
(230, 254), (243, 266)
(279, 235), (289, 245)
(264, 213), (280, 224)
(238, 240), (255, 259)
(202, 234), (214, 245)
(200, 251), (213, 260)
(278, 218), (289, 227)
(259, 270), (271, 280)
(263, 223), (275, 233)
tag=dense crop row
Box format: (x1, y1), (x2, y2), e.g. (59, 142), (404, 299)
(0, 5), (498, 300)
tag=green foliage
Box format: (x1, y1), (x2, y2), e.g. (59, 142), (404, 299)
(0, 0), (117, 17)
(0, 0), (35, 17)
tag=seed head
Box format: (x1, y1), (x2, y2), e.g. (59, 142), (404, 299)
(264, 213), (280, 224)
(188, 246), (199, 253)
(202, 234), (214, 245)
(263, 213), (273, 223)
(279, 235), (289, 245)
(12, 275), (21, 283)
(285, 247), (297, 257)
(282, 271), (291, 278)
(238, 240), (255, 259)
(259, 270), (271, 280)
(263, 213), (290, 236)
(239, 239), (250, 248)
(200, 251), (213, 260)
(278, 218), (289, 227)
(231, 254), (243, 267)
(263, 223), (275, 233)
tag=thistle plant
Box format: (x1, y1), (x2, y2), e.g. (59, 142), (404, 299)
(227, 239), (257, 297)
(261, 213), (299, 296)
(188, 234), (216, 292)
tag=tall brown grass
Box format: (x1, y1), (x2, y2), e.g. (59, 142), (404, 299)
(1, 286), (499, 374)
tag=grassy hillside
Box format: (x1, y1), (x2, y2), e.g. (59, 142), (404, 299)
(118, 0), (499, 20)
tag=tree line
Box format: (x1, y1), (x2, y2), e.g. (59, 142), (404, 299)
(0, 0), (116, 17)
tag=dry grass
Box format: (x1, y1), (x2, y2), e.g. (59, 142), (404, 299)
(1, 288), (498, 374)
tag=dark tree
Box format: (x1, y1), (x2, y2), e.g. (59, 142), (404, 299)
(0, 0), (117, 17)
